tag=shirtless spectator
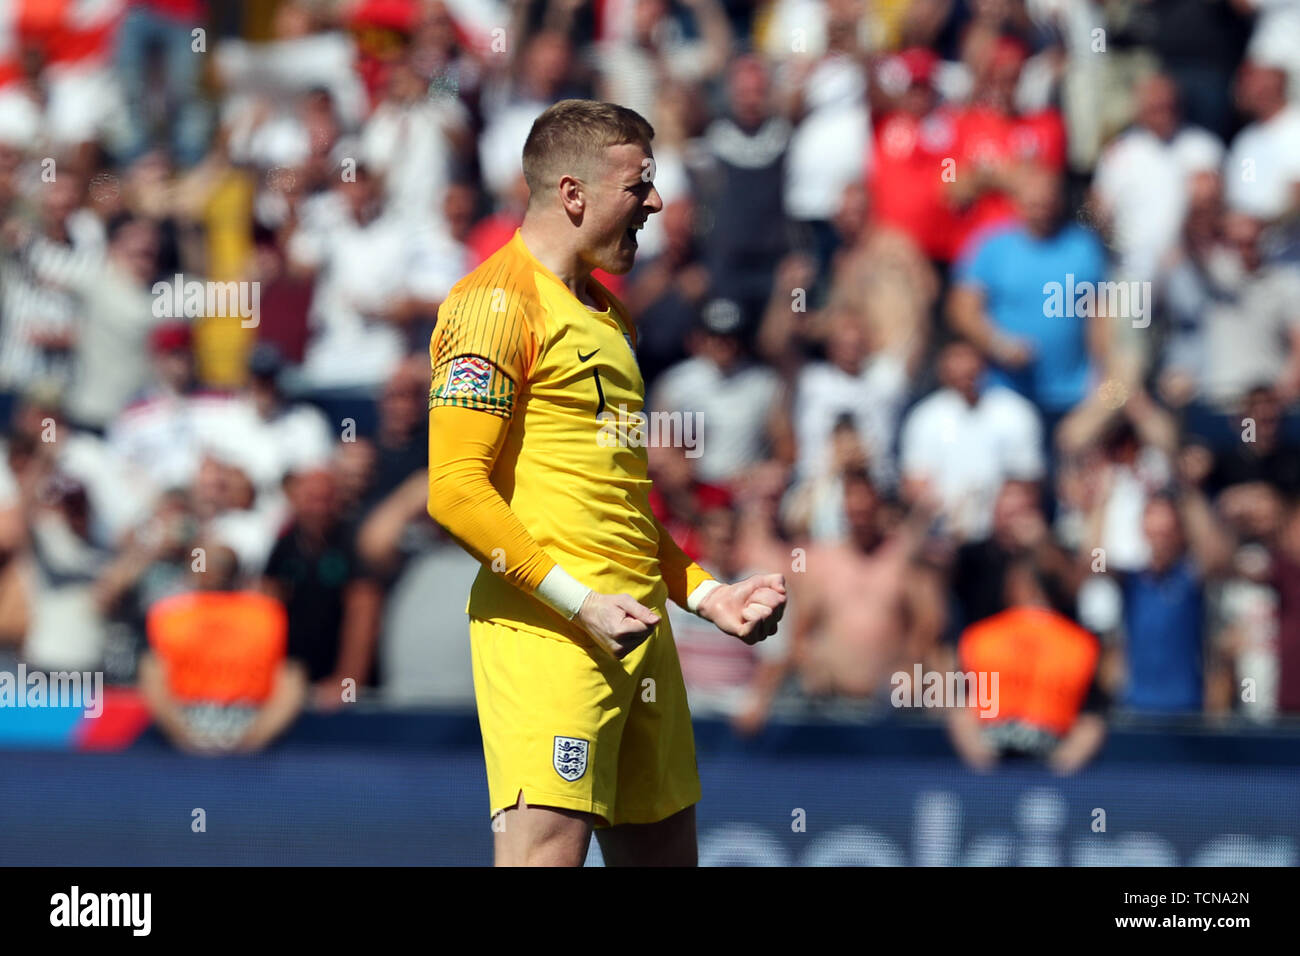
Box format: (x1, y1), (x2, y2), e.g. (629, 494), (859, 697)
(1270, 496), (1300, 715)
(732, 458), (797, 579)
(792, 467), (940, 699)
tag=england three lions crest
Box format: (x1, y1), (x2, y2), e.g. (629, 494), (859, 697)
(553, 736), (589, 782)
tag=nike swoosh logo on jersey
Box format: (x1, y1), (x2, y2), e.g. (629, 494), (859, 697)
(577, 349), (599, 362)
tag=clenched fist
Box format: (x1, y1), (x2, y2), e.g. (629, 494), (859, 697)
(697, 573), (788, 645)
(576, 591), (661, 659)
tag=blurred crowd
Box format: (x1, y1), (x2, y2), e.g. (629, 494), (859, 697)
(0, 0), (1299, 761)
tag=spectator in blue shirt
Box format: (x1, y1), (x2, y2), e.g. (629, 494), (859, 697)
(1086, 454), (1236, 714)
(948, 164), (1110, 438)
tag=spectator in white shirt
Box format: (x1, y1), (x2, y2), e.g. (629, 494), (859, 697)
(244, 344), (336, 480)
(106, 322), (209, 502)
(21, 473), (111, 672)
(1161, 209), (1300, 414)
(359, 57), (472, 228)
(477, 31), (578, 202)
(791, 303), (911, 493)
(26, 212), (167, 433)
(214, 0), (368, 157)
(1239, 0), (1300, 102)
(649, 298), (781, 488)
(1090, 73), (1224, 283)
(778, 4), (871, 275)
(899, 338), (1044, 543)
(1224, 59), (1300, 222)
(287, 164), (443, 391)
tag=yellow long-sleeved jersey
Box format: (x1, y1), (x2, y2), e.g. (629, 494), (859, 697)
(427, 228), (714, 643)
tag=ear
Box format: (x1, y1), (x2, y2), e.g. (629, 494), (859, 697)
(559, 174), (585, 217)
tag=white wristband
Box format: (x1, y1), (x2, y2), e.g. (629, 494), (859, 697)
(535, 564), (594, 620)
(687, 579), (722, 615)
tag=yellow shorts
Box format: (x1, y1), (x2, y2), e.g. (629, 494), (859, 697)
(468, 614), (701, 827)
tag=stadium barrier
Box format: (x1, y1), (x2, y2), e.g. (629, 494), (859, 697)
(1, 708), (1296, 865)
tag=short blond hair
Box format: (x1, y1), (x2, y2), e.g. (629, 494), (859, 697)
(522, 99), (655, 206)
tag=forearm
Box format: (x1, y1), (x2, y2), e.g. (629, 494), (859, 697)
(1087, 307), (1113, 375)
(1081, 468), (1112, 561)
(1083, 190), (1115, 247)
(751, 655), (789, 697)
(904, 566), (945, 662)
(0, 505), (23, 562)
(1277, 329), (1300, 390)
(1125, 391), (1179, 457)
(947, 288), (997, 355)
(686, 0), (733, 76)
(1204, 643), (1235, 716)
(1176, 486), (1233, 576)
(766, 395), (798, 467)
(1048, 714), (1106, 774)
(93, 545), (154, 614)
(1034, 538), (1085, 601)
(947, 706), (997, 769)
(357, 471), (428, 572)
(138, 655), (198, 748)
(757, 291), (799, 369)
(945, 171), (981, 208)
(506, 0), (536, 73)
(238, 661), (307, 751)
(743, 657), (789, 721)
(331, 579), (383, 688)
(655, 518), (717, 611)
(23, 234), (99, 291)
(1056, 394), (1119, 457)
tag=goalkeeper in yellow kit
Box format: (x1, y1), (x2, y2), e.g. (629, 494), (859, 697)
(426, 100), (787, 866)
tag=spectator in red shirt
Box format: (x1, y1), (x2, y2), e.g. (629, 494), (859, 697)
(869, 47), (961, 263)
(947, 36), (1066, 259)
